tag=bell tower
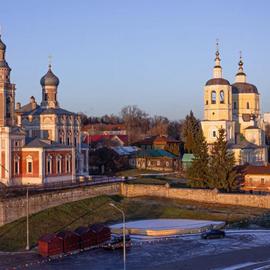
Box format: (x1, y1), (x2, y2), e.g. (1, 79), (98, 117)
(0, 34), (16, 127)
(201, 41), (235, 145)
(203, 41), (232, 121)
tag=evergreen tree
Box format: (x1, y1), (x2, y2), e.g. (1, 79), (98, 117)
(187, 127), (209, 188)
(208, 129), (239, 192)
(181, 111), (200, 153)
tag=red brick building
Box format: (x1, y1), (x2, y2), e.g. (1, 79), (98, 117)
(0, 35), (88, 186)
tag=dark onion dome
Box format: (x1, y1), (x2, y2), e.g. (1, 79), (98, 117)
(205, 78), (230, 86)
(0, 36), (6, 50)
(232, 82), (258, 94)
(40, 65), (60, 87)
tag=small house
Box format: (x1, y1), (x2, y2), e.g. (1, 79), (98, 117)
(89, 224), (111, 244)
(57, 230), (80, 253)
(74, 226), (97, 249)
(38, 233), (63, 257)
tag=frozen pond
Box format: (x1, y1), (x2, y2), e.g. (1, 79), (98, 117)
(110, 218), (225, 236)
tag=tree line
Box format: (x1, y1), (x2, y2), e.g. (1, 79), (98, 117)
(80, 105), (183, 144)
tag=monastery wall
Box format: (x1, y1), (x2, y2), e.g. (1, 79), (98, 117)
(120, 184), (270, 209)
(0, 183), (120, 226)
(2, 183), (270, 226)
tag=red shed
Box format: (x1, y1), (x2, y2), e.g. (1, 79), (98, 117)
(57, 230), (80, 253)
(90, 223), (111, 244)
(38, 233), (63, 257)
(74, 226), (97, 249)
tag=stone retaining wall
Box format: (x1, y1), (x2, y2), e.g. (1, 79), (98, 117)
(0, 183), (120, 226)
(1, 182), (270, 227)
(120, 184), (270, 209)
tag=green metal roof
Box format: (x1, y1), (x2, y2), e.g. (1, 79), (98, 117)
(136, 149), (177, 158)
(182, 153), (195, 162)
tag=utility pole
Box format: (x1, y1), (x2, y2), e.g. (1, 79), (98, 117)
(25, 185), (30, 250)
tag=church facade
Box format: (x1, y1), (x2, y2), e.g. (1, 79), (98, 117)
(0, 35), (88, 186)
(201, 44), (268, 165)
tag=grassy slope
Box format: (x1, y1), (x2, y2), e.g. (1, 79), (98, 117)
(0, 195), (269, 251)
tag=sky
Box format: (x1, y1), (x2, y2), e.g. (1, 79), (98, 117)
(1, 0), (270, 120)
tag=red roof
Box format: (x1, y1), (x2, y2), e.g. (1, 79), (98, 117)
(84, 134), (128, 144)
(246, 165), (270, 175)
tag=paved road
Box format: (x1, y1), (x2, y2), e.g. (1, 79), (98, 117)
(3, 231), (270, 270)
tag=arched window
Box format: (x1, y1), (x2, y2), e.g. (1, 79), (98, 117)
(56, 155), (62, 173)
(66, 155), (71, 173)
(247, 102), (250, 109)
(14, 155), (20, 175)
(220, 90), (225, 104)
(47, 155), (52, 174)
(211, 91), (216, 104)
(213, 130), (216, 137)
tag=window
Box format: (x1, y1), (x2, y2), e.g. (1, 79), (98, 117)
(56, 155), (62, 173)
(27, 162), (32, 173)
(247, 102), (250, 109)
(26, 155), (33, 174)
(44, 93), (48, 101)
(220, 90), (224, 104)
(213, 131), (216, 137)
(234, 102), (237, 110)
(206, 100), (208, 105)
(14, 156), (20, 175)
(211, 91), (216, 104)
(261, 178), (265, 185)
(66, 155), (71, 173)
(47, 155), (52, 174)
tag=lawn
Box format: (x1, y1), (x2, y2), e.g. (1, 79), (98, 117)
(0, 195), (269, 252)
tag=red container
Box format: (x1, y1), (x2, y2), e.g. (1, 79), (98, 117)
(74, 226), (97, 249)
(90, 224), (111, 244)
(38, 233), (63, 257)
(57, 230), (80, 253)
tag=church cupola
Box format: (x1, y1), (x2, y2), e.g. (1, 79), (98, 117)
(0, 34), (11, 83)
(213, 40), (222, 78)
(40, 63), (60, 109)
(235, 52), (247, 83)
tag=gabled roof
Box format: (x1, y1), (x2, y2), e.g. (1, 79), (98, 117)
(111, 146), (139, 156)
(135, 149), (177, 158)
(18, 104), (75, 116)
(133, 135), (180, 146)
(228, 140), (261, 150)
(84, 134), (128, 144)
(24, 137), (72, 149)
(246, 165), (270, 175)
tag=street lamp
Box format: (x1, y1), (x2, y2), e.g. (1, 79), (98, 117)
(25, 184), (30, 250)
(109, 203), (126, 270)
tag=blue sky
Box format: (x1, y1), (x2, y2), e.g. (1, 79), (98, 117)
(1, 0), (270, 120)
